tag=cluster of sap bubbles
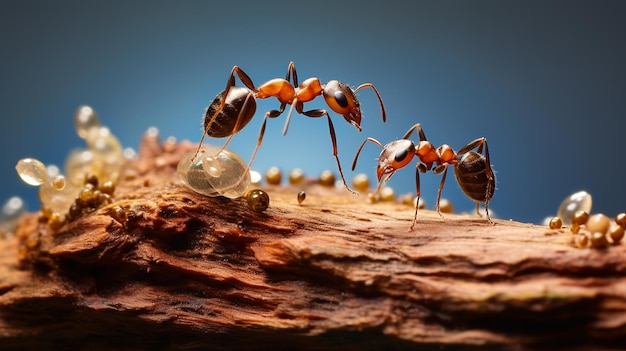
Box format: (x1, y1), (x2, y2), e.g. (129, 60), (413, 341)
(14, 106), (124, 225)
(177, 145), (251, 199)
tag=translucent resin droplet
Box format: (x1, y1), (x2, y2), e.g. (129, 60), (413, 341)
(202, 156), (223, 177)
(85, 126), (124, 183)
(16, 158), (48, 186)
(177, 146), (250, 199)
(38, 176), (79, 215)
(50, 175), (67, 190)
(65, 148), (97, 185)
(557, 190), (592, 225)
(75, 105), (101, 139)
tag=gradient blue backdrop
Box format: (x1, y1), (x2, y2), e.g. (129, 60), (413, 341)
(1, 0), (625, 224)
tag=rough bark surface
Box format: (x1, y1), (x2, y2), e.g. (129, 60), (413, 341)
(1, 133), (625, 350)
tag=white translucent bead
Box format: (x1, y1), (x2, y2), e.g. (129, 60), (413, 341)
(16, 158), (48, 186)
(1, 196), (26, 218)
(177, 146), (251, 199)
(557, 190), (592, 225)
(249, 170), (262, 186)
(0, 196), (26, 237)
(123, 147), (137, 160)
(75, 105), (101, 139)
(46, 164), (61, 178)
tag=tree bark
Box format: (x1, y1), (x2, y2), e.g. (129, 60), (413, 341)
(1, 132), (625, 350)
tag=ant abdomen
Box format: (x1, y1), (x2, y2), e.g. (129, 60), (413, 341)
(454, 151), (495, 203)
(205, 86), (257, 138)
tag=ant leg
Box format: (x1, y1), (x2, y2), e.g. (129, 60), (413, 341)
(300, 108), (358, 194)
(286, 61), (298, 86)
(282, 100), (300, 136)
(231, 66), (257, 91)
(351, 137), (383, 171)
(456, 137), (486, 155)
(434, 165), (449, 218)
(236, 106), (285, 186)
(325, 114), (357, 194)
(410, 167), (422, 231)
(401, 123), (428, 142)
(354, 83), (387, 123)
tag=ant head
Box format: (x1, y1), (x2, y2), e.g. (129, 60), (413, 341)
(323, 80), (362, 131)
(376, 139), (415, 181)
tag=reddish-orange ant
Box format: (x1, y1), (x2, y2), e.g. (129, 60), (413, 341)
(192, 61), (387, 193)
(352, 123), (495, 230)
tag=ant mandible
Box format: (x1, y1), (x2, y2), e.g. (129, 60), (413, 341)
(192, 61), (387, 194)
(352, 123), (495, 230)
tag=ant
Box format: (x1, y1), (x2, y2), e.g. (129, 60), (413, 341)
(192, 61), (387, 194)
(352, 123), (495, 230)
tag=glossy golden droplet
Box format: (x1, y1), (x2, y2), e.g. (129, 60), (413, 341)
(51, 175), (67, 191)
(351, 173), (370, 193)
(246, 189), (269, 212)
(439, 198), (454, 214)
(589, 231), (608, 249)
(570, 223), (580, 234)
(379, 186), (395, 202)
(586, 213), (610, 234)
(557, 190), (592, 225)
(608, 223), (625, 244)
(265, 167), (282, 185)
(367, 192), (379, 204)
(99, 181), (115, 196)
(47, 212), (65, 231)
(26, 237), (40, 249)
(297, 191), (306, 205)
(571, 210), (589, 226)
(615, 213), (626, 228)
(549, 217), (562, 230)
(414, 197), (426, 210)
(397, 193), (414, 206)
(84, 173), (99, 187)
(318, 170), (335, 187)
(288, 168), (305, 185)
(575, 233), (588, 248)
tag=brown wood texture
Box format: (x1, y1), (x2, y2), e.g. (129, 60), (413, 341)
(1, 133), (625, 350)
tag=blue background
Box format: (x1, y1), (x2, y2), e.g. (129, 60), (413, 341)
(1, 0), (624, 224)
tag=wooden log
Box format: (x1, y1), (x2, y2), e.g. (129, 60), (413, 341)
(1, 132), (625, 350)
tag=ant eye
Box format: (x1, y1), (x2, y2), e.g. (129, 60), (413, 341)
(333, 91), (349, 108)
(323, 80), (357, 116)
(394, 148), (409, 163)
